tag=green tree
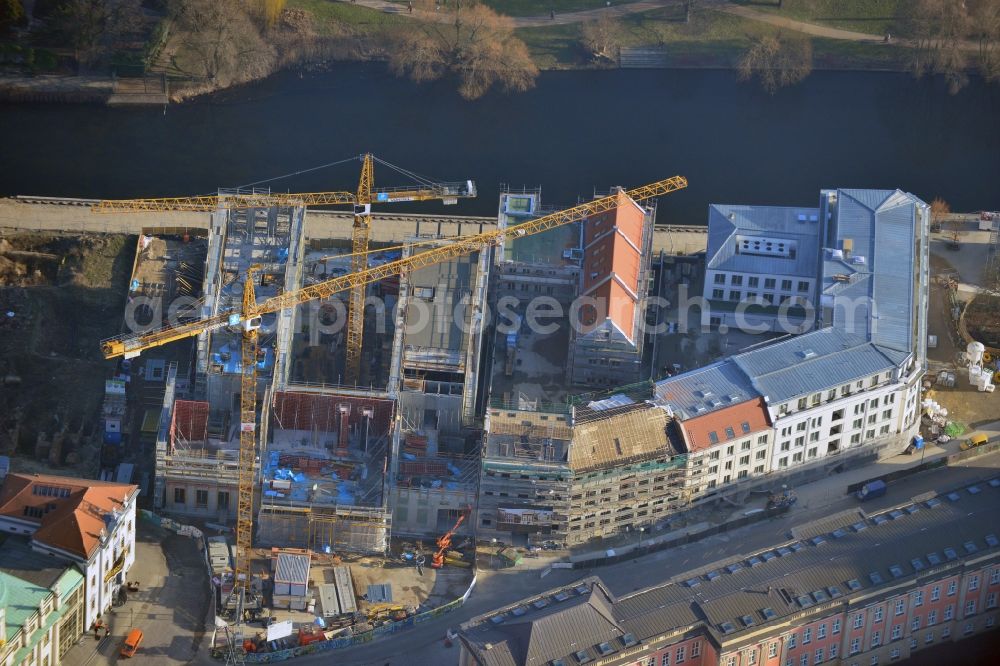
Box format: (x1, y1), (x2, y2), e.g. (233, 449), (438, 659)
(388, 3), (537, 100)
(737, 32), (812, 95)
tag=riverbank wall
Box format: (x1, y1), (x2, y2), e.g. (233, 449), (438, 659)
(0, 196), (711, 255)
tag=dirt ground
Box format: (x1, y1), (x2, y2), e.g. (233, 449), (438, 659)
(0, 232), (134, 475)
(924, 253), (1000, 428)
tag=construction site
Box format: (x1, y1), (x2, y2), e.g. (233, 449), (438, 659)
(0, 163), (696, 660)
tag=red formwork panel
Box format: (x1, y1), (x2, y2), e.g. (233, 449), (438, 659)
(271, 391), (395, 436)
(170, 400), (210, 445)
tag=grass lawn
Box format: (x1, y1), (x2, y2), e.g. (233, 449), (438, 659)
(518, 5), (916, 71)
(732, 0), (903, 36)
(516, 23), (584, 69)
(288, 0), (411, 35)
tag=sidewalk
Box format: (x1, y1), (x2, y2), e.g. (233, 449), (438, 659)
(61, 524), (212, 666)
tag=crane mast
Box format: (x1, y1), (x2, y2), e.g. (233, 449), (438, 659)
(346, 154), (375, 385)
(98, 176), (688, 596)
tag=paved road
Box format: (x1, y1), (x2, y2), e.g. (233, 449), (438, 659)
(277, 449), (1000, 666)
(352, 0), (699, 28)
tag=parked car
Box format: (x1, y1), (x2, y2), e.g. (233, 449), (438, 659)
(855, 480), (887, 502)
(959, 434), (989, 451)
(120, 629), (143, 658)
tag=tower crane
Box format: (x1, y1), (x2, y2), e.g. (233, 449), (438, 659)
(98, 176), (687, 607)
(431, 505), (471, 569)
(93, 154), (477, 386)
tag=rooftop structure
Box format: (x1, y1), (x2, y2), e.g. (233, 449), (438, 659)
(579, 192), (647, 346)
(571, 192), (655, 388)
(730, 328), (903, 406)
(459, 479), (1000, 666)
(674, 397), (771, 453)
(0, 473), (137, 561)
(653, 360), (758, 420)
(706, 204), (822, 281)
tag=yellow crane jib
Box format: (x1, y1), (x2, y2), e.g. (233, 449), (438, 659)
(91, 191), (358, 213)
(98, 176), (687, 361)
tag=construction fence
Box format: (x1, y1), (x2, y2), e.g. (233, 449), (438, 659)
(240, 575), (478, 663)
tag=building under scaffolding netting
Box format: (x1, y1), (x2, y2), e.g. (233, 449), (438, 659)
(254, 390), (395, 554)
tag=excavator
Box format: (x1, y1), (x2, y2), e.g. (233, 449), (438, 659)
(96, 175), (688, 616)
(431, 505), (471, 569)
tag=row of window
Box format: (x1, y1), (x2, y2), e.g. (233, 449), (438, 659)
(173, 488), (230, 509)
(779, 374), (893, 416)
(713, 273), (810, 293)
(710, 289), (809, 307)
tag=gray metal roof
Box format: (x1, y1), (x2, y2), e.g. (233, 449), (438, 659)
(705, 204), (821, 279)
(460, 583), (624, 666)
(823, 189), (924, 354)
(461, 480), (1000, 663)
(731, 328), (898, 404)
(652, 360), (760, 419)
(274, 552), (310, 585)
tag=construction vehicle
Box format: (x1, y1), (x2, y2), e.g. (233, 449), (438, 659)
(93, 154), (476, 386)
(95, 175), (687, 648)
(365, 603), (410, 622)
(432, 505), (471, 569)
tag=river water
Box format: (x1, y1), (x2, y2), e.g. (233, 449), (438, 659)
(1, 64), (998, 222)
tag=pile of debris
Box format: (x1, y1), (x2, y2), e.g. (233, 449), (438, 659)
(920, 399), (964, 444)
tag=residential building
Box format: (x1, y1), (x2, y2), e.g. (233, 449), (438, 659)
(570, 190), (655, 387)
(458, 480), (1000, 666)
(0, 538), (86, 666)
(703, 204), (821, 333)
(0, 567), (84, 666)
(0, 473), (138, 634)
(652, 188), (928, 498)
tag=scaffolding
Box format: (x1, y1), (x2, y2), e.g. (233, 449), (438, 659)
(255, 502), (390, 554)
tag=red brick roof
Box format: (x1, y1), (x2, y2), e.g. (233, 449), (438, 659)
(0, 473), (137, 560)
(580, 192), (647, 343)
(677, 398), (771, 453)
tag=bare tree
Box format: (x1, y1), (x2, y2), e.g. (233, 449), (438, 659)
(902, 0), (973, 93)
(172, 0), (276, 85)
(967, 0), (1000, 82)
(929, 197), (950, 232)
(737, 32), (812, 94)
(0, 0), (26, 34)
(52, 0), (143, 66)
(388, 4), (538, 100)
(580, 14), (624, 63)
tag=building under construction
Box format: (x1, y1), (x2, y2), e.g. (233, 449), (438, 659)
(145, 199), (488, 553)
(477, 392), (688, 549)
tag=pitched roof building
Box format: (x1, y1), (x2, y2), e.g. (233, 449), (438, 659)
(459, 480), (1000, 666)
(0, 473), (136, 561)
(571, 191), (654, 388)
(0, 473), (139, 633)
